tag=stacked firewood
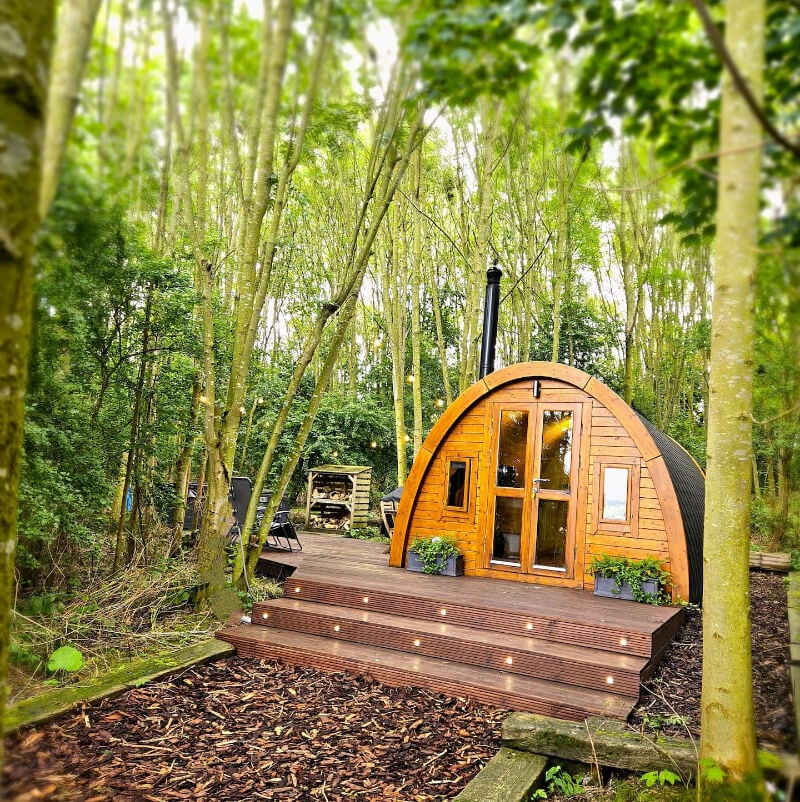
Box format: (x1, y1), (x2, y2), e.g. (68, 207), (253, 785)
(308, 513), (351, 530)
(311, 484), (352, 502)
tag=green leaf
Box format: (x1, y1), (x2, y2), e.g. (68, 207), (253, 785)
(47, 645), (84, 673)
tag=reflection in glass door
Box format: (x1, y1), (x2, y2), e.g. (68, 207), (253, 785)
(488, 404), (580, 577)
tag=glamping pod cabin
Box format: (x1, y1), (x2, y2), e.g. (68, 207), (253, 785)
(389, 362), (704, 604)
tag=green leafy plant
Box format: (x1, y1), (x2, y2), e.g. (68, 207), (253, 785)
(642, 769), (680, 788)
(588, 554), (671, 604)
(347, 526), (388, 542)
(409, 534), (461, 575)
(47, 644), (84, 673)
(699, 757), (726, 785)
(545, 765), (584, 797)
(641, 712), (689, 733)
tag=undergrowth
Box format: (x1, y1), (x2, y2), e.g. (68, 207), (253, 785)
(10, 561), (281, 703)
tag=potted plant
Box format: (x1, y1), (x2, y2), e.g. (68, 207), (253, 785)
(588, 554), (670, 605)
(407, 535), (464, 576)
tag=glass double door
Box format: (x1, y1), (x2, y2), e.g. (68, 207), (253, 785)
(486, 402), (581, 578)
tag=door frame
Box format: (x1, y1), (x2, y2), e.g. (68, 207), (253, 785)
(483, 400), (584, 582)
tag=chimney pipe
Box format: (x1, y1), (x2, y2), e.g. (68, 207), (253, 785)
(478, 261), (502, 379)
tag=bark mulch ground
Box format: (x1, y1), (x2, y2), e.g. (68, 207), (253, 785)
(630, 570), (795, 753)
(4, 571), (793, 801)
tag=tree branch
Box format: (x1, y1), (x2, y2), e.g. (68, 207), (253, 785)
(689, 0), (800, 158)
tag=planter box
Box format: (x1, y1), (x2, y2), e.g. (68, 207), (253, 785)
(407, 551), (464, 577)
(593, 575), (659, 602)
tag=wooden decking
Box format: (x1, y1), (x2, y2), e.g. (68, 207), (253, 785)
(218, 533), (684, 722)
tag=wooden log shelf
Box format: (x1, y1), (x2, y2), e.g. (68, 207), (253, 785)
(305, 465), (371, 532)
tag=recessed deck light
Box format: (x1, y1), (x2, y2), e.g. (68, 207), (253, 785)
(294, 586), (301, 593)
(413, 639), (421, 647)
(440, 608), (447, 616)
(619, 638), (628, 647)
(505, 657), (514, 666)
(606, 676), (615, 685)
(334, 625), (340, 632)
(363, 596), (369, 603)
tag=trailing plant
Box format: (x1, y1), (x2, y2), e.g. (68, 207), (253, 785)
(588, 554), (671, 605)
(409, 535), (461, 575)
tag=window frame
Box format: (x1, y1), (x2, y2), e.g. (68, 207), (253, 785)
(592, 457), (640, 536)
(441, 453), (474, 516)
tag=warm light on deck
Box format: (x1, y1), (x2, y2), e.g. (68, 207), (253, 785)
(439, 608), (447, 616)
(505, 657), (514, 666)
(334, 625), (340, 632)
(526, 623), (533, 631)
(413, 639), (421, 647)
(619, 638), (628, 646)
(606, 676), (614, 685)
(363, 596), (369, 603)
(294, 586), (301, 593)
(262, 612), (269, 619)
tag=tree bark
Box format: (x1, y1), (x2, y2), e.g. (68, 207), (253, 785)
(698, 0), (765, 794)
(0, 0), (55, 773)
(40, 0), (103, 218)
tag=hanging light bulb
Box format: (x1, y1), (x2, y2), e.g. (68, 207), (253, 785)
(257, 397), (264, 405)
(199, 395), (208, 404)
(332, 450), (339, 458)
(239, 406), (246, 414)
(435, 398), (445, 408)
(406, 374), (415, 384)
(370, 440), (377, 448)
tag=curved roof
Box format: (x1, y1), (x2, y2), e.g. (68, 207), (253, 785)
(636, 415), (705, 604)
(390, 362), (704, 603)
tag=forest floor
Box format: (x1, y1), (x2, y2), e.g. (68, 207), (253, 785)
(3, 571), (792, 802)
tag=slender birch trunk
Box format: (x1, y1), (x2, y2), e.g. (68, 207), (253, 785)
(698, 0), (765, 794)
(40, 0), (103, 217)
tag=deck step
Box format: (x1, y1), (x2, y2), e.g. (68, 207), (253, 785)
(283, 574), (660, 657)
(217, 626), (636, 721)
(252, 598), (647, 696)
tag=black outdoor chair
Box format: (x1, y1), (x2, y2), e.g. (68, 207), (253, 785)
(226, 478), (302, 553)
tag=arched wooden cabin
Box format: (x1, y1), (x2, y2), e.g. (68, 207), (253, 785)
(389, 362), (704, 604)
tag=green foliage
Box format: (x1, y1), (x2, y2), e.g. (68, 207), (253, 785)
(544, 764), (584, 797)
(699, 758), (726, 785)
(47, 645), (85, 673)
(404, 1), (542, 106)
(640, 712), (689, 734)
(409, 534), (461, 575)
(588, 554), (671, 605)
(641, 769), (679, 788)
(346, 526), (388, 542)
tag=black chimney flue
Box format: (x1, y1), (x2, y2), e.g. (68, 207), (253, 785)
(478, 261), (502, 379)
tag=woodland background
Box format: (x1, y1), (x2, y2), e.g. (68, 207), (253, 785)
(2, 0), (798, 795)
(17, 0), (797, 597)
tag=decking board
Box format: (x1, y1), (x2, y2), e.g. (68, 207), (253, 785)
(229, 532), (685, 722)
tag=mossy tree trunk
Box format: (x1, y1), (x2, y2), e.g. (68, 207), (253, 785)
(699, 0), (765, 795)
(0, 0), (55, 773)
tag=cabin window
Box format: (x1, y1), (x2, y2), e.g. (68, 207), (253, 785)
(442, 455), (473, 514)
(602, 466), (630, 521)
(592, 457), (640, 536)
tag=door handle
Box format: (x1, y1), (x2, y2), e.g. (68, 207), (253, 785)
(531, 477), (549, 496)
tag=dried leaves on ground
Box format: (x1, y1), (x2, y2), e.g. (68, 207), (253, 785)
(4, 571), (792, 801)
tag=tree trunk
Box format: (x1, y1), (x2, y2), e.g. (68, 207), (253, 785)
(0, 0), (55, 774)
(698, 0), (765, 794)
(40, 0), (103, 218)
